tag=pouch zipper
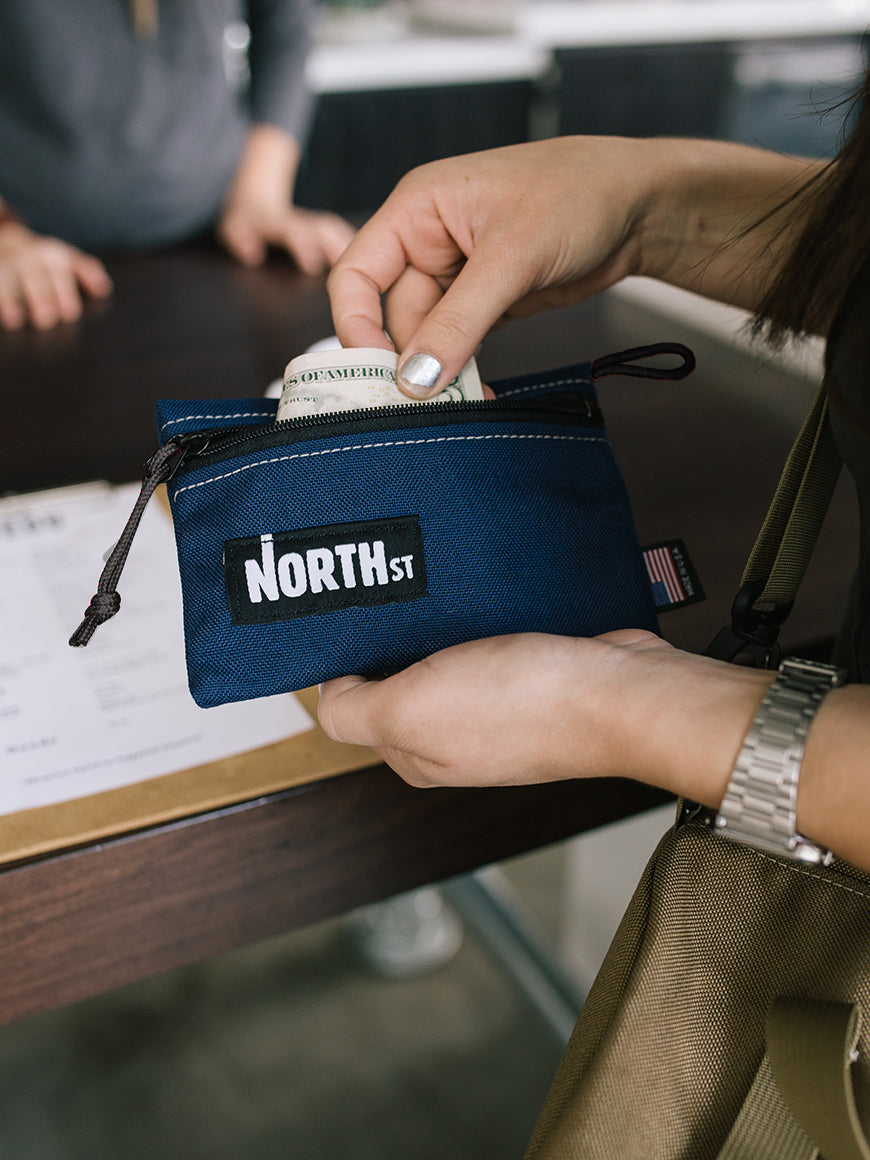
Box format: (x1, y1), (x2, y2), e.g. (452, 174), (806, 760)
(69, 391), (601, 647)
(169, 392), (604, 476)
(70, 340), (696, 647)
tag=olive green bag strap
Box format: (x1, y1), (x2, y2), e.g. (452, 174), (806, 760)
(707, 385), (860, 1159)
(717, 999), (870, 1160)
(741, 385), (844, 605)
(704, 383), (856, 1160)
(705, 383), (843, 667)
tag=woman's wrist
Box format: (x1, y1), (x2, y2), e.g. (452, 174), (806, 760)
(586, 639), (776, 807)
(796, 684), (870, 864)
(633, 137), (822, 309)
(650, 661), (774, 808)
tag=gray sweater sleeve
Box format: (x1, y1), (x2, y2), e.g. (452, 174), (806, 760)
(247, 0), (316, 146)
(0, 0), (319, 249)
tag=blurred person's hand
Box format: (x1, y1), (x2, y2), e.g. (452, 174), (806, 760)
(218, 201), (355, 275)
(0, 220), (112, 330)
(218, 124), (355, 275)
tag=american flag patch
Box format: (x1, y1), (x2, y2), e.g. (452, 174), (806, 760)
(642, 540), (705, 612)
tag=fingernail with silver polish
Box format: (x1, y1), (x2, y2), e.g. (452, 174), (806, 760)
(399, 352), (442, 397)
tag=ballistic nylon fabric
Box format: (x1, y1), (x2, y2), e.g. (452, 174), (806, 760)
(524, 818), (870, 1160)
(767, 999), (870, 1160)
(155, 363), (659, 707)
(716, 1053), (815, 1160)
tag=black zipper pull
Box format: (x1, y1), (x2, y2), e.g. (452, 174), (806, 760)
(591, 343), (696, 381)
(68, 436), (198, 647)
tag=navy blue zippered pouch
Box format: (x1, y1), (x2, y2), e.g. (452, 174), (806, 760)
(69, 344), (695, 708)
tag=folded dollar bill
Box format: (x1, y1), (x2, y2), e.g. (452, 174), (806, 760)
(276, 347), (483, 421)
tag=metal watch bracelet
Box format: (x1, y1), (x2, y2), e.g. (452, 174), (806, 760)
(714, 656), (846, 865)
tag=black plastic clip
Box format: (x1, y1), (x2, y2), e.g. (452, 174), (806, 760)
(703, 581), (792, 670)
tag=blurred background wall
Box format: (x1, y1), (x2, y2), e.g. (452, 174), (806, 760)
(297, 0), (868, 218)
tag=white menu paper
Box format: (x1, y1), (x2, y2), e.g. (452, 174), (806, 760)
(0, 482), (311, 815)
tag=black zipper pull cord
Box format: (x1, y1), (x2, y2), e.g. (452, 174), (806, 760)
(591, 342), (696, 381)
(69, 438), (191, 647)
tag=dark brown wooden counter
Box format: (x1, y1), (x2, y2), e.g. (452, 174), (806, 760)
(0, 240), (856, 1026)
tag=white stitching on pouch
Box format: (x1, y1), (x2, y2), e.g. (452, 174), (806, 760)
(160, 410), (275, 432)
(497, 376), (592, 398)
(171, 432), (607, 499)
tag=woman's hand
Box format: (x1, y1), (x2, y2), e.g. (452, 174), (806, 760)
(318, 629), (771, 800)
(0, 221), (112, 330)
(318, 629), (870, 873)
(327, 137), (649, 392)
(326, 136), (818, 398)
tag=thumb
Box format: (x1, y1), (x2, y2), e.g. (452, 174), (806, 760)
(395, 250), (528, 399)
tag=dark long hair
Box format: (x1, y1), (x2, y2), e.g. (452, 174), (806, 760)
(755, 64), (870, 342)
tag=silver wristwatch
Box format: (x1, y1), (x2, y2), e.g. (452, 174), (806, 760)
(714, 656), (846, 864)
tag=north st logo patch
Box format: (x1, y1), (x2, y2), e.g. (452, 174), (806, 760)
(224, 516), (427, 624)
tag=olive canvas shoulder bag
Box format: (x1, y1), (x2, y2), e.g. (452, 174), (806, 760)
(526, 382), (870, 1160)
